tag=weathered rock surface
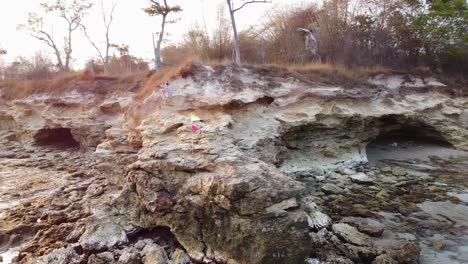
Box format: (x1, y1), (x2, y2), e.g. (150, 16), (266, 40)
(1, 64), (467, 264)
(79, 217), (128, 251)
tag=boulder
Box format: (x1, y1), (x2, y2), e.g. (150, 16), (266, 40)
(350, 173), (374, 184)
(79, 217), (128, 251)
(170, 249), (192, 264)
(396, 242), (420, 264)
(332, 223), (371, 246)
(321, 183), (346, 195)
(392, 167), (407, 176)
(142, 243), (169, 264)
(33, 248), (81, 264)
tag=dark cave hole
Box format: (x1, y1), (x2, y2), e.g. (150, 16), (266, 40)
(33, 128), (80, 149)
(366, 121), (454, 163)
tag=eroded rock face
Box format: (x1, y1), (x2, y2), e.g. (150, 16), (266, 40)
(1, 64), (467, 264)
(101, 65), (466, 263)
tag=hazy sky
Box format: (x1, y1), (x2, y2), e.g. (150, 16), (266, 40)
(0, 0), (311, 68)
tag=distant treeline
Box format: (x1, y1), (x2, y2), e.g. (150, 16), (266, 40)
(164, 0), (468, 74)
(1, 0), (466, 81)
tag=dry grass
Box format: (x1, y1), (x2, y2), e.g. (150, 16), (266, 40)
(0, 70), (151, 100)
(248, 62), (392, 88)
(135, 59), (197, 101)
(0, 71), (93, 100)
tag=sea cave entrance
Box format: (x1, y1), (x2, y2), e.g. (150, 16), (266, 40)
(33, 128), (80, 149)
(366, 118), (454, 164)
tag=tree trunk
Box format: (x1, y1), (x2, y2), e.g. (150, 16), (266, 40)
(52, 46), (65, 72)
(64, 24), (73, 72)
(227, 0), (241, 66)
(104, 30), (110, 75)
(154, 14), (167, 72)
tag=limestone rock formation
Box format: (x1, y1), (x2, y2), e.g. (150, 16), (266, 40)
(1, 63), (467, 264)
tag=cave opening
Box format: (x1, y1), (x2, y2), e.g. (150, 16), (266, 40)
(33, 128), (80, 149)
(366, 119), (455, 164)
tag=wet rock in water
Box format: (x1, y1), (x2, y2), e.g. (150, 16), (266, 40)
(339, 217), (384, 233)
(34, 247), (82, 264)
(142, 243), (169, 264)
(170, 249), (192, 264)
(372, 254), (397, 264)
(340, 168), (356, 175)
(321, 183), (346, 195)
(358, 225), (385, 237)
(428, 186), (446, 193)
(332, 223), (371, 246)
(396, 242), (420, 263)
(350, 173), (374, 184)
(351, 204), (373, 217)
(391, 167), (407, 176)
(79, 217), (128, 251)
(380, 167), (392, 173)
(398, 203), (419, 216)
(431, 240), (447, 250)
(345, 243), (378, 262)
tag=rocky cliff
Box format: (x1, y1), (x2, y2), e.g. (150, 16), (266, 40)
(1, 64), (467, 264)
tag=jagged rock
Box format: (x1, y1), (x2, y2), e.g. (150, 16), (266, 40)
(134, 240), (147, 250)
(88, 252), (116, 264)
(86, 183), (105, 197)
(33, 247), (81, 264)
(305, 258), (321, 264)
(350, 173), (374, 184)
(265, 198), (299, 216)
(307, 211), (332, 230)
(372, 254), (397, 264)
(340, 168), (356, 175)
(376, 190), (390, 200)
(66, 224), (86, 242)
(391, 167), (407, 176)
(321, 183), (346, 195)
(142, 243), (169, 264)
(396, 242), (420, 263)
(431, 240), (447, 250)
(2, 63), (468, 264)
(332, 223), (371, 246)
(0, 150), (16, 158)
(170, 249), (191, 264)
(100, 101), (122, 114)
(380, 167), (392, 173)
(117, 248), (141, 264)
(79, 217), (128, 251)
(357, 225), (384, 237)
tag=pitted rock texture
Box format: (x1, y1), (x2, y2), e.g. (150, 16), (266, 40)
(1, 64), (467, 264)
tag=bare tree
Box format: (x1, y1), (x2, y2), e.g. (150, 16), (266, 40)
(144, 0), (182, 72)
(81, 0), (117, 75)
(226, 0), (271, 66)
(19, 0), (92, 72)
(0, 48), (6, 56)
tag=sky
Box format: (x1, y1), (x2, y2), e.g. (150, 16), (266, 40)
(0, 0), (312, 68)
